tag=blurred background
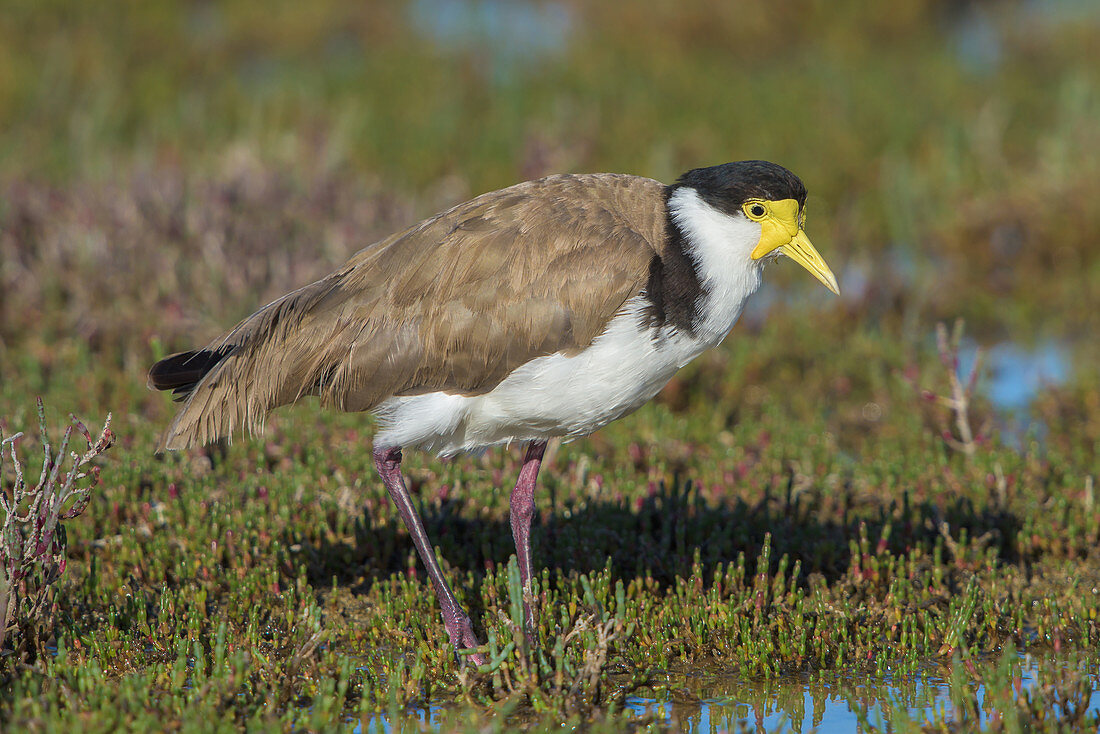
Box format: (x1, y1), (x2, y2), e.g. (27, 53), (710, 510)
(1, 0), (1098, 443)
(2, 4), (1100, 726)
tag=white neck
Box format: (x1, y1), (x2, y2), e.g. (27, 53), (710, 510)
(667, 186), (764, 343)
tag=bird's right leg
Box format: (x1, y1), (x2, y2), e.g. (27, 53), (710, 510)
(372, 445), (485, 667)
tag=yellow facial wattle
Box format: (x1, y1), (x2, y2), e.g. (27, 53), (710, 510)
(745, 198), (839, 295)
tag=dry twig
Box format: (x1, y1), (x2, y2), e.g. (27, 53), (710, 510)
(0, 399), (113, 666)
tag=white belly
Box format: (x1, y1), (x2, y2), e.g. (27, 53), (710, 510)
(373, 295), (741, 456)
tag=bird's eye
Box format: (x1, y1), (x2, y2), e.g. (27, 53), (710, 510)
(744, 201), (768, 219)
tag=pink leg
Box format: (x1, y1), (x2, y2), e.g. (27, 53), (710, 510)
(373, 445), (485, 666)
(510, 441), (547, 637)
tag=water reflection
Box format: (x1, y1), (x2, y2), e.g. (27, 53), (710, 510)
(619, 656), (1100, 732)
(622, 671), (953, 732)
(351, 655), (1099, 732)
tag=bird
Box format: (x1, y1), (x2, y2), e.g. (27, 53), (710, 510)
(149, 160), (839, 666)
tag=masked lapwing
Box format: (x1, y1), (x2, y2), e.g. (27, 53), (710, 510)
(149, 160), (839, 665)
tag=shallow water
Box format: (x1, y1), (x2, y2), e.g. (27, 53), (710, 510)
(620, 657), (1100, 732)
(956, 338), (1071, 449)
(951, 0), (1100, 75)
(409, 0), (572, 82)
(958, 341), (1070, 414)
(352, 654), (1100, 732)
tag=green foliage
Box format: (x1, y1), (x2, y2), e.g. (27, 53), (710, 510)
(1, 0), (1099, 729)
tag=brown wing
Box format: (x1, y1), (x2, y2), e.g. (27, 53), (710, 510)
(153, 173), (667, 449)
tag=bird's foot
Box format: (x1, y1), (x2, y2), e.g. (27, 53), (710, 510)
(444, 612), (486, 668)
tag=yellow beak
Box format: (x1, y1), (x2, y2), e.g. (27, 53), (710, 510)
(780, 230), (840, 295)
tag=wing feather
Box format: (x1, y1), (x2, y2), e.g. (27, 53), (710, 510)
(152, 173), (666, 449)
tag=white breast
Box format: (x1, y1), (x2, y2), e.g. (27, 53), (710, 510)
(373, 186), (765, 456)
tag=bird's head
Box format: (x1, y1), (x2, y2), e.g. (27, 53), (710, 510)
(673, 161), (840, 295)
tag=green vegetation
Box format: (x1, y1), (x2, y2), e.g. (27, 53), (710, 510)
(1, 0), (1098, 730)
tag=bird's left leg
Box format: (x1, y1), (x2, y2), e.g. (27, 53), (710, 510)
(509, 440), (547, 640)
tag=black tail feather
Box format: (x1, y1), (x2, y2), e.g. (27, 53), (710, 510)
(148, 347), (233, 401)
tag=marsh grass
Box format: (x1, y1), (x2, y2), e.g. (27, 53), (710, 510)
(1, 0), (1099, 730)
